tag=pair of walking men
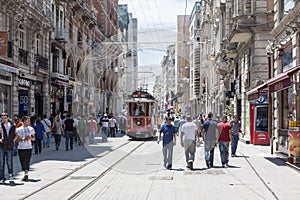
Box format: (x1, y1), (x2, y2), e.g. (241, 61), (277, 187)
(158, 113), (234, 169)
(157, 116), (199, 170)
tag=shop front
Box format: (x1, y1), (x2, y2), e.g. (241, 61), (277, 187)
(0, 63), (18, 116)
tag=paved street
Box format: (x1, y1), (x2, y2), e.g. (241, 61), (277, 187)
(0, 134), (300, 200)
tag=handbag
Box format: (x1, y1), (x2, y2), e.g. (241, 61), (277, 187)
(51, 124), (57, 133)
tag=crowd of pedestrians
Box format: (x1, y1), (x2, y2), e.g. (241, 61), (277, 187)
(0, 112), (127, 183)
(158, 111), (242, 170)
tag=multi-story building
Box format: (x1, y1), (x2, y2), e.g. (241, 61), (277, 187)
(0, 0), (53, 117)
(247, 1), (300, 158)
(0, 0), (121, 118)
(175, 15), (191, 116)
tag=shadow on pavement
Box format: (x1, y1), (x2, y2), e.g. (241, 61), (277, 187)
(264, 157), (286, 166)
(0, 181), (24, 186)
(8, 134), (123, 180)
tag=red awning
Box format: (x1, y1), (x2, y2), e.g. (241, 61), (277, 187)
(247, 65), (300, 100)
(266, 65), (300, 93)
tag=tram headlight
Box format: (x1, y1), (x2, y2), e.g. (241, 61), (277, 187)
(136, 120), (142, 126)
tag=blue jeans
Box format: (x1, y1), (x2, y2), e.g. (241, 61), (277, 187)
(102, 127), (108, 142)
(65, 131), (74, 150)
(219, 141), (230, 165)
(204, 141), (215, 166)
(13, 142), (18, 156)
(162, 141), (173, 167)
(43, 132), (51, 147)
(231, 134), (239, 155)
(0, 148), (14, 180)
(88, 132), (95, 144)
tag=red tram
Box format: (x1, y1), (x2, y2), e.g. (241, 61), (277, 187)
(126, 90), (158, 139)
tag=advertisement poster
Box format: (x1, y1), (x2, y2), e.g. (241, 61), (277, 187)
(0, 31), (8, 56)
(288, 130), (300, 157)
(19, 93), (29, 116)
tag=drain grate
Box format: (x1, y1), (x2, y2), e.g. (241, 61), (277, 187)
(149, 176), (173, 180)
(70, 176), (96, 180)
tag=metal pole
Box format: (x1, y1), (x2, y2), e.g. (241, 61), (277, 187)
(268, 54), (273, 154)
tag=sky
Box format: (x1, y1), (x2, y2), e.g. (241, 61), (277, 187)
(118, 0), (195, 93)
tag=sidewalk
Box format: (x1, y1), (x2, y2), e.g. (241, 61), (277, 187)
(0, 134), (129, 200)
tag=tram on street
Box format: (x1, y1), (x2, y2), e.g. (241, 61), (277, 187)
(126, 90), (158, 139)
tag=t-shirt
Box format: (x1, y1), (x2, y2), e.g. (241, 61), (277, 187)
(159, 124), (176, 146)
(202, 119), (218, 142)
(218, 122), (232, 142)
(17, 126), (35, 149)
(230, 120), (241, 135)
(180, 122), (198, 141)
(101, 117), (109, 128)
(64, 118), (75, 131)
(88, 120), (97, 132)
(109, 118), (116, 128)
(42, 119), (51, 132)
(34, 123), (45, 140)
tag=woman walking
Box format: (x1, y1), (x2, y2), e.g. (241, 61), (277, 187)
(52, 115), (64, 151)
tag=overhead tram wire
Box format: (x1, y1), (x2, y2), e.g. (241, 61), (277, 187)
(153, 0), (170, 46)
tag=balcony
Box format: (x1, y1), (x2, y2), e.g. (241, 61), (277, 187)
(55, 27), (67, 42)
(228, 16), (254, 43)
(35, 54), (49, 71)
(18, 48), (28, 65)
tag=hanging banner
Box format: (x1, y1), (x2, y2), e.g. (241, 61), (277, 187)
(0, 31), (8, 56)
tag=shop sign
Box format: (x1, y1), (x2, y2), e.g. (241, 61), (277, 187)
(269, 78), (291, 93)
(0, 31), (8, 56)
(18, 78), (31, 88)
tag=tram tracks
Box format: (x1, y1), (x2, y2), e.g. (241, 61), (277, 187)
(20, 140), (146, 200)
(68, 141), (145, 200)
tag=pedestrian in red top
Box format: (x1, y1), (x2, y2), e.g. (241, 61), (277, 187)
(217, 115), (232, 167)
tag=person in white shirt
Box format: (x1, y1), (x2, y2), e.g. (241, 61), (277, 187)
(180, 115), (199, 170)
(109, 117), (118, 137)
(42, 114), (51, 148)
(15, 116), (35, 181)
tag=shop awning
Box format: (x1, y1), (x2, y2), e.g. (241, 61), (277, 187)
(266, 65), (300, 93)
(247, 65), (300, 101)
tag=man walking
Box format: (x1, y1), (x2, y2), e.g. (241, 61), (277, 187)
(12, 114), (22, 156)
(230, 115), (241, 157)
(157, 117), (176, 170)
(0, 113), (16, 183)
(42, 114), (51, 148)
(180, 115), (198, 170)
(63, 114), (75, 151)
(15, 116), (35, 181)
(202, 112), (218, 168)
(217, 116), (232, 167)
(100, 114), (109, 142)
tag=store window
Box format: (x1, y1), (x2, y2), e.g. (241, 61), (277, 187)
(281, 87), (295, 129)
(0, 85), (11, 115)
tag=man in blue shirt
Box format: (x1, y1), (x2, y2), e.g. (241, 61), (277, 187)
(157, 117), (176, 170)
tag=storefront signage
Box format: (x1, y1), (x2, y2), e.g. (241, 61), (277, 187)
(18, 77), (31, 88)
(269, 78), (291, 93)
(0, 31), (8, 56)
(19, 93), (29, 116)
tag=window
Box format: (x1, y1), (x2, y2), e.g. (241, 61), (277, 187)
(35, 35), (42, 55)
(281, 87), (295, 129)
(282, 47), (293, 72)
(243, 0), (254, 14)
(18, 25), (25, 49)
(249, 48), (252, 68)
(0, 12), (4, 30)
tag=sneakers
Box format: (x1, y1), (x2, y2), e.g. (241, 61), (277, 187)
(188, 161), (193, 170)
(9, 174), (13, 181)
(205, 160), (209, 168)
(166, 164), (172, 170)
(231, 154), (237, 157)
(21, 175), (28, 182)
